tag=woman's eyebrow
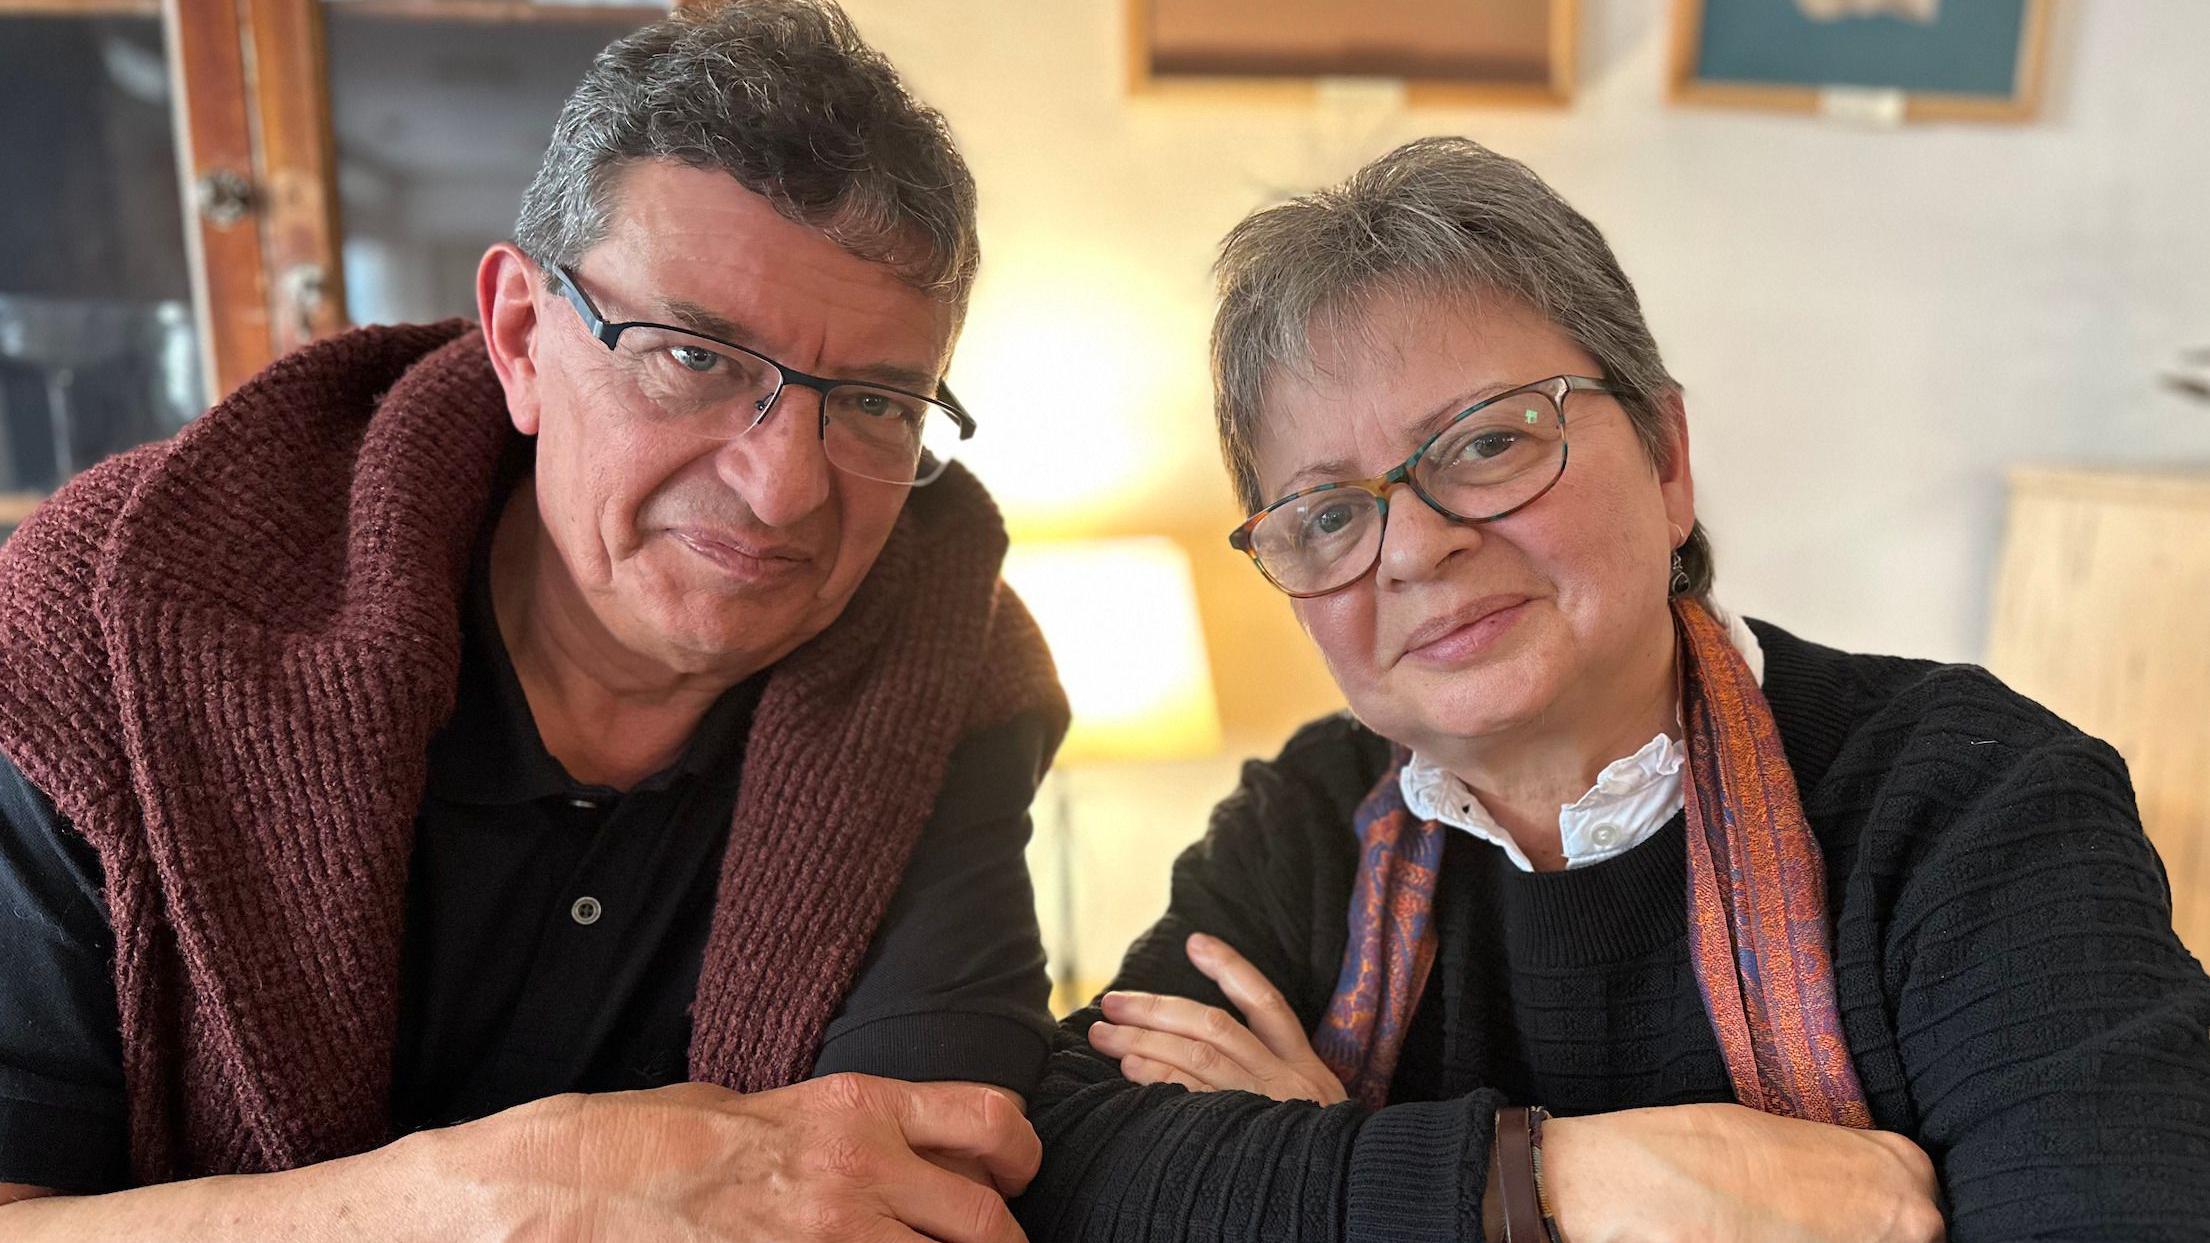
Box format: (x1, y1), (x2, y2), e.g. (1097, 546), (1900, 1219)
(1273, 379), (1520, 495)
(1414, 380), (1517, 437)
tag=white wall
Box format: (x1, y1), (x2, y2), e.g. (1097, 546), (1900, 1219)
(846, 0), (2210, 666)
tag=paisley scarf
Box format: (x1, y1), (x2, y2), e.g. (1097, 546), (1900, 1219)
(1311, 598), (1871, 1127)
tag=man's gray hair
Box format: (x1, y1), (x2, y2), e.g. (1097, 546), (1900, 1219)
(515, 0), (978, 319)
(1211, 136), (1713, 597)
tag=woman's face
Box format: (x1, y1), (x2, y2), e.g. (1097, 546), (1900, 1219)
(1250, 289), (1695, 761)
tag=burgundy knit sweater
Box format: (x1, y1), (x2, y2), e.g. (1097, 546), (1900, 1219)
(0, 321), (1066, 1184)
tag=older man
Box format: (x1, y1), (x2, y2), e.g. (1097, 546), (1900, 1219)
(0, 2), (1063, 1238)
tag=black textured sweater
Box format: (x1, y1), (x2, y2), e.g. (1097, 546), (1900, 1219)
(1017, 621), (2210, 1242)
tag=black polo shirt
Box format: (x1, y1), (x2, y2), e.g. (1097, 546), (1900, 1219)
(0, 546), (1056, 1193)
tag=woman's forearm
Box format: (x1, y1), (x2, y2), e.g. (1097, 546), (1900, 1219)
(1020, 1039), (1504, 1241)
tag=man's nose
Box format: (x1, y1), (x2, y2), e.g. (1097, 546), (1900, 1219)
(716, 384), (833, 526)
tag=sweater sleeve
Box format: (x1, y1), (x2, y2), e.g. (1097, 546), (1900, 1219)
(1891, 733), (2210, 1242)
(1014, 718), (1507, 1242)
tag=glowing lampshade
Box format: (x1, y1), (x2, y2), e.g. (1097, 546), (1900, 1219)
(1002, 537), (1222, 765)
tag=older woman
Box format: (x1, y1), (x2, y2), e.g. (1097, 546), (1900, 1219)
(1014, 138), (2210, 1243)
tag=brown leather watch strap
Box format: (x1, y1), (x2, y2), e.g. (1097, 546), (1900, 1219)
(1529, 1105), (1564, 1242)
(1493, 1105), (1547, 1243)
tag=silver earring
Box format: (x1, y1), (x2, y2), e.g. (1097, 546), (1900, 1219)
(1669, 549), (1690, 596)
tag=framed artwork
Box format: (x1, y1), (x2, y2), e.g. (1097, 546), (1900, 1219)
(1668, 0), (2052, 123)
(1128, 0), (1577, 107)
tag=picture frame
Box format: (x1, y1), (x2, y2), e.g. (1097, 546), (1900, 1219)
(1127, 0), (1577, 108)
(1668, 0), (2052, 123)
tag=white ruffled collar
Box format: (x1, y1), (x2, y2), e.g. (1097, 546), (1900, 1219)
(1398, 604), (1762, 872)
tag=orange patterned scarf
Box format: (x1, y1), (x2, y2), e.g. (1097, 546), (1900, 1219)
(1313, 598), (1871, 1126)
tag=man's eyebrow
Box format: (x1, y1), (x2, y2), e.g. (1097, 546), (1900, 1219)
(1273, 379), (1521, 495)
(657, 297), (940, 394)
(660, 298), (756, 344)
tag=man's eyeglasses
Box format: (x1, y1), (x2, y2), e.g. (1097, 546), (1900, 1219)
(1228, 374), (1617, 598)
(548, 264), (974, 487)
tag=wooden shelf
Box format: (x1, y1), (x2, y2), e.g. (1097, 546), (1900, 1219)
(0, 492), (46, 527)
(1988, 468), (2210, 962)
(323, 0), (672, 23)
(0, 0), (160, 17)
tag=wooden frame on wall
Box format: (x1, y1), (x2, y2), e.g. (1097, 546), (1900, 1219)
(1668, 0), (2052, 123)
(1127, 0), (1578, 108)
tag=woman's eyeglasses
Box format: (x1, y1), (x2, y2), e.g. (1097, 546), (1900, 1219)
(1228, 375), (1616, 598)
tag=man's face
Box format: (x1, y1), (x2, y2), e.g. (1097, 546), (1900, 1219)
(501, 160), (957, 679)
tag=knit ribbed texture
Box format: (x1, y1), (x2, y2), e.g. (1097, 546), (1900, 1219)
(1017, 623), (2210, 1242)
(0, 321), (1066, 1182)
(1339, 1095), (1494, 1241)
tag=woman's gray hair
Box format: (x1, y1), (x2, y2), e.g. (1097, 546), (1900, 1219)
(515, 0), (978, 319)
(1212, 136), (1713, 597)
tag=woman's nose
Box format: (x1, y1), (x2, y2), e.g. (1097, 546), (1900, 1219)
(1373, 483), (1480, 588)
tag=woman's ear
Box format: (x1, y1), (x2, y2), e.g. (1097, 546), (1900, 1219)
(478, 242), (543, 436)
(1655, 388), (1695, 543)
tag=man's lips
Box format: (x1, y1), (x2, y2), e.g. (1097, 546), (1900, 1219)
(1396, 594), (1532, 663)
(667, 527), (811, 579)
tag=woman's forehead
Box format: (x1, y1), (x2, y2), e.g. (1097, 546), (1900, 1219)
(1251, 293), (1585, 491)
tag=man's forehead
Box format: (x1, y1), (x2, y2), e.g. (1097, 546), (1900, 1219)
(589, 162), (957, 375)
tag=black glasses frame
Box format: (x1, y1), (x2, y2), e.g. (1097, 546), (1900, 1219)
(547, 263), (976, 469)
(1227, 374), (1617, 598)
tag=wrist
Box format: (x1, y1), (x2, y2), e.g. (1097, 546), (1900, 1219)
(1493, 1106), (1565, 1243)
(1537, 1115), (1605, 1243)
(378, 1113), (526, 1238)
(0, 1147), (415, 1243)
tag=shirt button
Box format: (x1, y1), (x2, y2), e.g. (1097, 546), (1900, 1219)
(569, 797), (600, 810)
(1590, 823), (1621, 849)
(570, 896), (603, 926)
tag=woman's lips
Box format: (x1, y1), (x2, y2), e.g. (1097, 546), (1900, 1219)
(668, 528), (810, 584)
(1399, 597), (1531, 667)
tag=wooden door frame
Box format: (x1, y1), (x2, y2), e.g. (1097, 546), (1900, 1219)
(164, 0), (346, 401)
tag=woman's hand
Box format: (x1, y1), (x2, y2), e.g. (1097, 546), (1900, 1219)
(1541, 1102), (1945, 1243)
(1087, 932), (1347, 1106)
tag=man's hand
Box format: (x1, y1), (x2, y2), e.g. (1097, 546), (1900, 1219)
(415, 1073), (1038, 1241)
(1087, 932), (1347, 1106)
(1541, 1102), (1945, 1243)
(0, 1073), (1037, 1242)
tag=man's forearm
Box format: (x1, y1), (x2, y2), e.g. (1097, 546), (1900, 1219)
(0, 1132), (454, 1242)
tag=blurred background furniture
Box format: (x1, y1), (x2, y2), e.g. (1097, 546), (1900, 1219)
(0, 0), (676, 540)
(1987, 467), (2210, 963)
(0, 293), (202, 490)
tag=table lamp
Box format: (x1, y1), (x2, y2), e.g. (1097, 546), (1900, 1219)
(1002, 536), (1223, 1010)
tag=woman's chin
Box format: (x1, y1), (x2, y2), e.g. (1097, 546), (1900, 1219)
(1357, 679), (1556, 754)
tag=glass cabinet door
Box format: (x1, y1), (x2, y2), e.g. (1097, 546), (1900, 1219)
(326, 2), (665, 327)
(0, 9), (204, 536)
(0, 0), (676, 540)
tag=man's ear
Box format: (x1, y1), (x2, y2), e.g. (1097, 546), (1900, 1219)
(1655, 387), (1695, 542)
(478, 242), (544, 436)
